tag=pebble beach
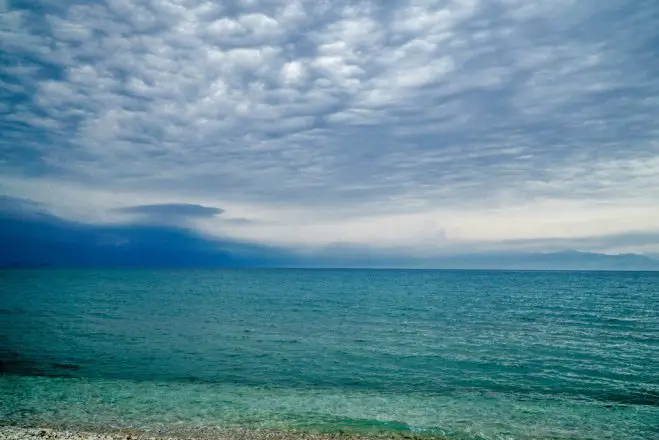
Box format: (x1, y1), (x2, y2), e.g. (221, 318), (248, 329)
(0, 427), (444, 440)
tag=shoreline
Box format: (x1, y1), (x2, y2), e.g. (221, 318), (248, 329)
(0, 426), (452, 440)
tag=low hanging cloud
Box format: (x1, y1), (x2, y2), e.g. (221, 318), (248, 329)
(116, 203), (224, 219)
(110, 203), (226, 228)
(1, 0), (659, 256)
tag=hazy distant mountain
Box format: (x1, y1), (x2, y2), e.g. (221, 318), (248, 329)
(292, 249), (659, 271)
(426, 250), (659, 271)
(0, 197), (287, 268)
(2, 196), (658, 270)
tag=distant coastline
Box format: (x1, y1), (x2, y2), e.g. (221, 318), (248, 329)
(2, 249), (659, 272)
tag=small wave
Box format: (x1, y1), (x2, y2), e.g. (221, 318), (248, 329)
(51, 363), (82, 371)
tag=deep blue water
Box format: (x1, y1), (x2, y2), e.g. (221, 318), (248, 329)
(1, 269), (658, 439)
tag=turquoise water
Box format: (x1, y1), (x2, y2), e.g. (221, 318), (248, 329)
(1, 269), (658, 439)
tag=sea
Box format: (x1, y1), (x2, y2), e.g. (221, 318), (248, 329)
(1, 269), (658, 440)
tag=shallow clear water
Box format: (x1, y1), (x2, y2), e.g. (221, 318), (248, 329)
(1, 269), (658, 439)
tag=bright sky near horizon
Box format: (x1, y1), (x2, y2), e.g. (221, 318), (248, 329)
(1, 0), (659, 257)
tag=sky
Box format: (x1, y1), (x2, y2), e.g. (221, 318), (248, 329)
(1, 0), (659, 264)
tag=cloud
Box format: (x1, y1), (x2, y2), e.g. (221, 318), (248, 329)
(1, 0), (659, 257)
(115, 203), (224, 219)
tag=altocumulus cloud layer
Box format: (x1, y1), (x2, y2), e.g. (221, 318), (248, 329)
(1, 0), (659, 257)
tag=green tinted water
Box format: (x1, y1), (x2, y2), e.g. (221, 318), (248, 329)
(1, 269), (658, 439)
